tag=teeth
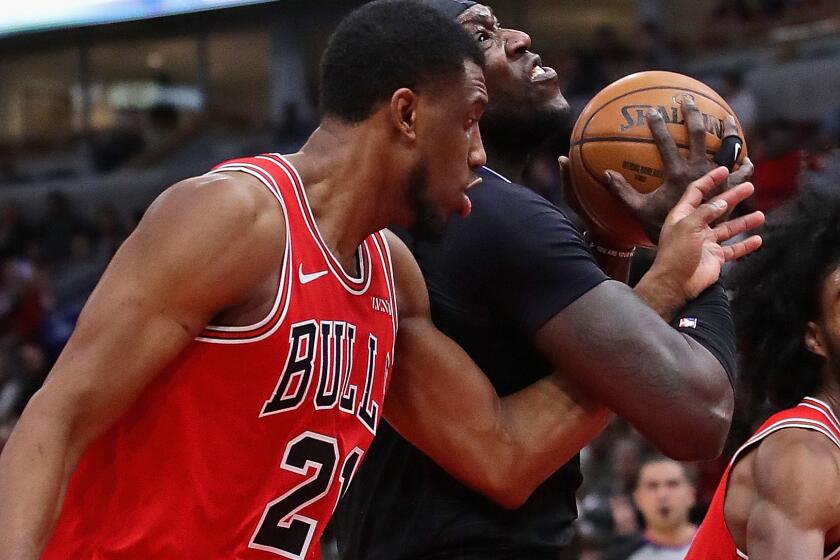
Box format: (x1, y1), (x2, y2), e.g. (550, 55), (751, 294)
(531, 66), (546, 79)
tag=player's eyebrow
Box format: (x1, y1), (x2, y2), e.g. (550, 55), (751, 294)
(460, 10), (497, 29)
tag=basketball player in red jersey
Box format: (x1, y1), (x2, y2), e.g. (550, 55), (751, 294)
(687, 188), (840, 559)
(0, 1), (761, 559)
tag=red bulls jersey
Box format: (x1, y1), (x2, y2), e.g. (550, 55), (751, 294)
(687, 397), (840, 560)
(43, 154), (398, 559)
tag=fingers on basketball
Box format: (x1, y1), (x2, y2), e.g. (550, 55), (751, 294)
(646, 110), (682, 172)
(604, 170), (645, 212)
(730, 157), (754, 185)
(682, 101), (707, 162)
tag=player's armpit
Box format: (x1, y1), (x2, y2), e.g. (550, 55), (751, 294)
(745, 429), (840, 559)
(383, 231), (610, 509)
(0, 172), (285, 560)
(534, 279), (733, 461)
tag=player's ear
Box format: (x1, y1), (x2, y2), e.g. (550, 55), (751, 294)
(390, 88), (418, 142)
(805, 321), (828, 360)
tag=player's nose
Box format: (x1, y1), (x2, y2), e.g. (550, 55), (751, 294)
(469, 127), (487, 168)
(503, 28), (531, 58)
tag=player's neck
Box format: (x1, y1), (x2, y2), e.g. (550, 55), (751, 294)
(815, 372), (840, 419)
(483, 143), (528, 184)
(644, 523), (696, 547)
(290, 123), (395, 271)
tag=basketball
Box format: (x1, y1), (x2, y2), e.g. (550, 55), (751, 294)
(569, 70), (747, 248)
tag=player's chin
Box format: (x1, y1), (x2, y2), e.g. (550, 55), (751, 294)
(537, 89), (570, 114)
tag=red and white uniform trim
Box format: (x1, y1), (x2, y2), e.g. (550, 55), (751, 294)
(687, 397), (840, 560)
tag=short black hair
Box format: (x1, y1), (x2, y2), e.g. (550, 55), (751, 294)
(732, 187), (840, 417)
(319, 0), (484, 123)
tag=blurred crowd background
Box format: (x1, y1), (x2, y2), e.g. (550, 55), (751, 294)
(2, 0), (840, 558)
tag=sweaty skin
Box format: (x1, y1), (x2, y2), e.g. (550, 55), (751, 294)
(723, 428), (840, 558)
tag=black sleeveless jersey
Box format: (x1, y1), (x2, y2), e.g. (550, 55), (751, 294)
(333, 167), (608, 559)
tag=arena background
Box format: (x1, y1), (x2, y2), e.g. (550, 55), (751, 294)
(1, 1), (839, 558)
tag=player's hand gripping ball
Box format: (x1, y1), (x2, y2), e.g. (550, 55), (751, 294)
(568, 71), (747, 248)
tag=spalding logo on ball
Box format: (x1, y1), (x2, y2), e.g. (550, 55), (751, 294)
(568, 70), (747, 248)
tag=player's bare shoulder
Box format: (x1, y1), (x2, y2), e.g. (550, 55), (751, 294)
(145, 171), (284, 271)
(103, 170), (289, 328)
(753, 427), (840, 528)
(146, 171), (285, 249)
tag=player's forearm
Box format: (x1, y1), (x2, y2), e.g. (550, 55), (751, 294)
(626, 332), (732, 459)
(412, 386), (609, 510)
(634, 265), (687, 321)
(494, 377), (611, 507)
(538, 282), (732, 460)
(385, 335), (609, 509)
(0, 398), (81, 560)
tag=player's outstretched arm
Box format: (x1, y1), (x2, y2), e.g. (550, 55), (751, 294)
(0, 173), (284, 560)
(382, 231), (610, 510)
(537, 167), (762, 461)
(744, 429), (840, 559)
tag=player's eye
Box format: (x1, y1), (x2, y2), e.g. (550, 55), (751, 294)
(476, 31), (492, 44)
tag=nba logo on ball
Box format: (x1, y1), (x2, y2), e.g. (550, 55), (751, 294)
(679, 317), (698, 329)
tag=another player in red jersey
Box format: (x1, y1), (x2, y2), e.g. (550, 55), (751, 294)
(687, 188), (840, 559)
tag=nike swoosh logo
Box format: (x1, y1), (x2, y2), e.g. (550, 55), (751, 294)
(733, 142), (742, 162)
(299, 264), (328, 285)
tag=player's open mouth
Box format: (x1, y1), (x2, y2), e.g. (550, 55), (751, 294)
(531, 65), (557, 83)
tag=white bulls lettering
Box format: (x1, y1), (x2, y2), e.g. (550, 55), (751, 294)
(260, 320), (386, 434)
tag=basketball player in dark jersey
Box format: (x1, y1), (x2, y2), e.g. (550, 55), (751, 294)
(687, 189), (840, 559)
(0, 3), (761, 559)
(334, 2), (761, 559)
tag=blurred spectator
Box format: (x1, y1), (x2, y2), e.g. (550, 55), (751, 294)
(37, 192), (90, 264)
(91, 109), (147, 173)
(0, 204), (32, 259)
(0, 256), (41, 343)
(50, 232), (106, 311)
(0, 153), (25, 184)
(276, 102), (311, 145)
(578, 421), (655, 549)
(603, 456), (697, 560)
(574, 25), (631, 96)
(627, 21), (678, 74)
(41, 231), (107, 358)
(750, 120), (802, 212)
(12, 343), (48, 417)
(93, 203), (128, 260)
(0, 352), (19, 426)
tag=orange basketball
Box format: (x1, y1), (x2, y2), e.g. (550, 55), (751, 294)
(568, 70), (747, 248)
